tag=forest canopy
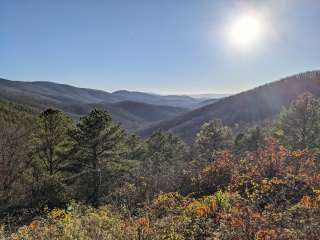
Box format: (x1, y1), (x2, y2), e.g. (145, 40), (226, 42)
(1, 93), (320, 239)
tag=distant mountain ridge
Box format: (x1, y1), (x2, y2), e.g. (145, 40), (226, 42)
(189, 93), (231, 99)
(139, 71), (320, 142)
(0, 78), (207, 131)
(0, 78), (219, 109)
(3, 70), (318, 140)
(111, 90), (206, 108)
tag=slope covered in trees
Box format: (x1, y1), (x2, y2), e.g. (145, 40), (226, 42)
(58, 100), (188, 132)
(0, 77), (207, 109)
(140, 71), (320, 142)
(1, 92), (320, 239)
(0, 98), (38, 124)
(0, 78), (195, 131)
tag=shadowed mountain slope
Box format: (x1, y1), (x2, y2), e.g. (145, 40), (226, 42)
(139, 71), (320, 142)
(58, 100), (188, 132)
(0, 78), (190, 131)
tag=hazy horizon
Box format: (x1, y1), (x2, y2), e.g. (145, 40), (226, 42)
(1, 1), (320, 94)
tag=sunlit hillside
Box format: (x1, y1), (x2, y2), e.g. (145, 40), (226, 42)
(140, 71), (320, 141)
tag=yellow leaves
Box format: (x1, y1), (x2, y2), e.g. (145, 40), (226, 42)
(214, 190), (232, 211)
(270, 177), (285, 185)
(151, 192), (193, 217)
(153, 192), (183, 210)
(289, 149), (307, 158)
(154, 192), (176, 204)
(260, 180), (272, 193)
(8, 205), (127, 239)
(314, 189), (320, 202)
(48, 208), (73, 224)
(251, 177), (285, 197)
(9, 209), (75, 240)
(5, 137), (320, 240)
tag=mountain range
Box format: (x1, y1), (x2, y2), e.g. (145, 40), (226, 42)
(0, 78), (220, 131)
(140, 71), (320, 141)
(1, 70), (320, 140)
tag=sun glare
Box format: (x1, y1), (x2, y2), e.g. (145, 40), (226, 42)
(227, 13), (265, 49)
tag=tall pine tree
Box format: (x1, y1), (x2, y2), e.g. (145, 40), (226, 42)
(70, 109), (126, 206)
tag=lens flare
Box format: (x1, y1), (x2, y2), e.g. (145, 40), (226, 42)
(227, 13), (265, 49)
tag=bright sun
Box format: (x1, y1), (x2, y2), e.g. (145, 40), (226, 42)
(227, 13), (264, 49)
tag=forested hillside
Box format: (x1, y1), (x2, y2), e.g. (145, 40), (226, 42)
(0, 78), (205, 131)
(43, 100), (188, 132)
(1, 90), (320, 239)
(0, 99), (38, 123)
(140, 71), (320, 142)
(0, 78), (207, 109)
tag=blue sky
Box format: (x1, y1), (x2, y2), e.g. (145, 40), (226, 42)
(1, 0), (320, 94)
